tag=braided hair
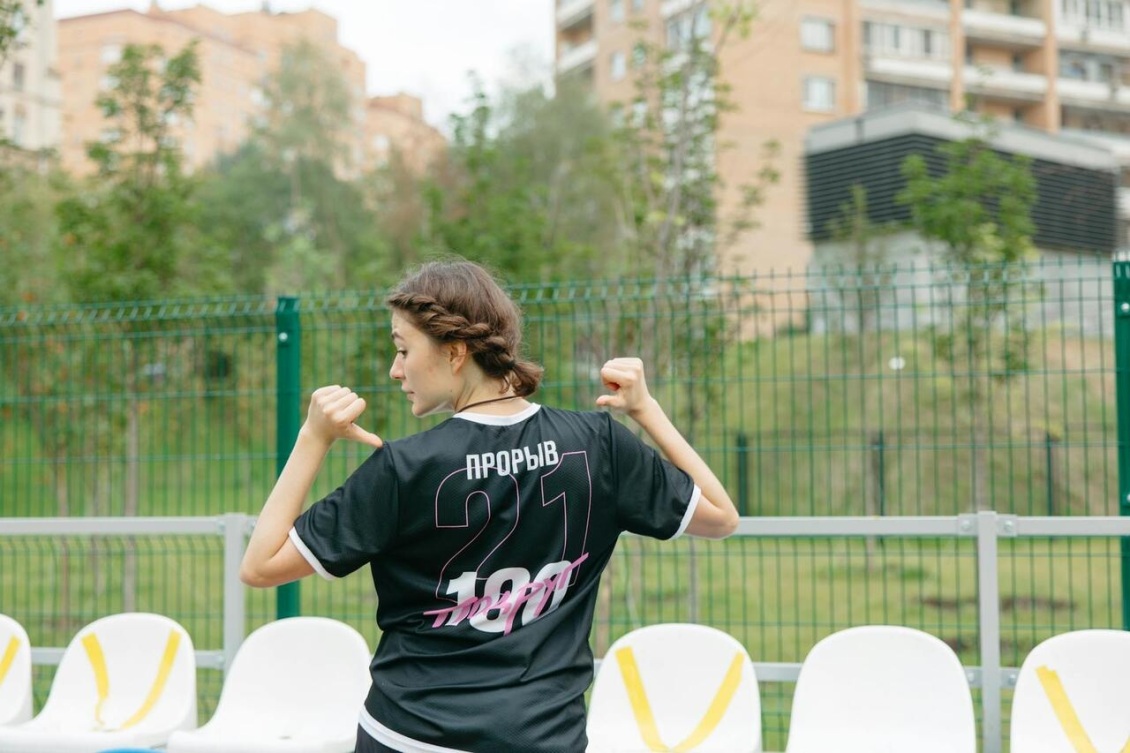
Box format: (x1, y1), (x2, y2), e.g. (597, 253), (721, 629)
(386, 261), (544, 397)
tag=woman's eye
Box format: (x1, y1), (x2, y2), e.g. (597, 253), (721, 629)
(396, 349), (407, 356)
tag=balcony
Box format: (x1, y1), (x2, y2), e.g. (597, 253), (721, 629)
(865, 55), (954, 88)
(662, 0), (696, 18)
(858, 0), (950, 22)
(557, 38), (597, 74)
(1057, 22), (1130, 54)
(964, 65), (1048, 101)
(556, 0), (594, 30)
(1058, 79), (1130, 112)
(1058, 78), (1118, 104)
(962, 9), (1046, 46)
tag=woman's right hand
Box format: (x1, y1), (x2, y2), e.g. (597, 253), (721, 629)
(302, 385), (384, 449)
(595, 358), (659, 420)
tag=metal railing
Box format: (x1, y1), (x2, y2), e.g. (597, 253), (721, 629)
(3, 511), (1126, 753)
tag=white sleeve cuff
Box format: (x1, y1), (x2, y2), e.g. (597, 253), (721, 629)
(669, 485), (702, 540)
(288, 526), (338, 581)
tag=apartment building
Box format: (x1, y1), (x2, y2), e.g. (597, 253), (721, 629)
(57, 3), (369, 176)
(0, 0), (62, 154)
(365, 94), (447, 175)
(555, 0), (1130, 276)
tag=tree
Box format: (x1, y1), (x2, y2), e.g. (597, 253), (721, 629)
(826, 184), (897, 335)
(416, 74), (627, 282)
(202, 38), (386, 294)
(0, 164), (64, 305)
(898, 116), (1038, 511)
(0, 0), (41, 67)
(57, 41), (205, 301)
(611, 0), (778, 281)
(50, 40), (204, 608)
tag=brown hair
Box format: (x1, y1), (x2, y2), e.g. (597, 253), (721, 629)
(386, 261), (543, 397)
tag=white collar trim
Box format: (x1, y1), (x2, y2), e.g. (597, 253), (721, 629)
(454, 402), (541, 425)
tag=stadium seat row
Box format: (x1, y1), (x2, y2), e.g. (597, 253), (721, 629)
(587, 623), (1129, 753)
(0, 612), (371, 753)
(0, 613), (1126, 752)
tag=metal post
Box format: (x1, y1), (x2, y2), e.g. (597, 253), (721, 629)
(275, 296), (301, 619)
(976, 510), (1002, 753)
(1114, 258), (1130, 630)
(736, 432), (749, 516)
(221, 513), (247, 675)
(1045, 431), (1056, 517)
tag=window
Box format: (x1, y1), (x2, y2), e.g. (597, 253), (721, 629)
(803, 76), (836, 111)
(610, 0), (625, 23)
(631, 98), (648, 126)
(632, 42), (647, 68)
(101, 44), (121, 64)
(611, 50), (627, 80)
(865, 80), (949, 111)
(12, 110), (25, 146)
(12, 63), (24, 92)
(1061, 0), (1128, 31)
(801, 18), (835, 52)
(863, 21), (949, 59)
(666, 5), (711, 50)
(632, 0), (645, 11)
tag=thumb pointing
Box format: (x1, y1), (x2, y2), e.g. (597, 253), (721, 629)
(348, 424), (384, 449)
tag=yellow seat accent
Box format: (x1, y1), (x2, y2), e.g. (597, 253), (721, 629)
(0, 636), (21, 687)
(81, 633), (111, 730)
(82, 629), (182, 731)
(615, 646), (747, 752)
(1037, 665), (1130, 753)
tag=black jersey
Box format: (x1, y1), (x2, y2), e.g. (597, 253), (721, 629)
(290, 403), (700, 753)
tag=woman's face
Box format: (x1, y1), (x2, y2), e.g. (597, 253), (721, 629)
(389, 311), (455, 417)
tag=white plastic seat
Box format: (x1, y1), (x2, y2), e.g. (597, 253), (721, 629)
(0, 611), (197, 752)
(0, 613), (33, 726)
(586, 623), (761, 753)
(1010, 629), (1130, 753)
(166, 616), (372, 753)
(785, 625), (976, 753)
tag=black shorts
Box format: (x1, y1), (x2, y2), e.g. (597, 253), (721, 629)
(355, 726), (402, 753)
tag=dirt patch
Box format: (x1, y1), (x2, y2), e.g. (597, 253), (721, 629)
(920, 595), (1074, 611)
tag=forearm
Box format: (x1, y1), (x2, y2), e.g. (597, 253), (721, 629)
(241, 427), (332, 578)
(630, 398), (739, 537)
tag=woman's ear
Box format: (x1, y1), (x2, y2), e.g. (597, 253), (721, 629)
(447, 341), (469, 372)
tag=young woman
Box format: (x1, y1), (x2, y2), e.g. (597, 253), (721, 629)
(240, 260), (739, 753)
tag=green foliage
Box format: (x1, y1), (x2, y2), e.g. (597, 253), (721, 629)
(55, 41), (207, 302)
(257, 39), (352, 169)
(0, 0), (42, 66)
(0, 164), (65, 305)
(611, 0), (777, 279)
(420, 78), (626, 282)
(196, 40), (389, 294)
(825, 184), (897, 334)
(897, 117), (1040, 509)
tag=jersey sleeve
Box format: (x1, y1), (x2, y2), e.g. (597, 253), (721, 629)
(607, 415), (700, 539)
(289, 446), (400, 579)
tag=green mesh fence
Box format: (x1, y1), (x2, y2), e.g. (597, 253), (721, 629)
(0, 256), (1123, 748)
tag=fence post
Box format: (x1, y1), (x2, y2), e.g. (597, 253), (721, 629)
(221, 513), (247, 675)
(275, 296), (301, 619)
(1114, 259), (1130, 630)
(1044, 431), (1057, 517)
(736, 432), (749, 516)
(976, 510), (1001, 753)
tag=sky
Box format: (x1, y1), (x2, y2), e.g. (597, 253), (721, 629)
(52, 0), (556, 128)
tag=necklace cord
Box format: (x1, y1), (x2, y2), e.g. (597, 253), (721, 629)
(456, 394), (521, 413)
